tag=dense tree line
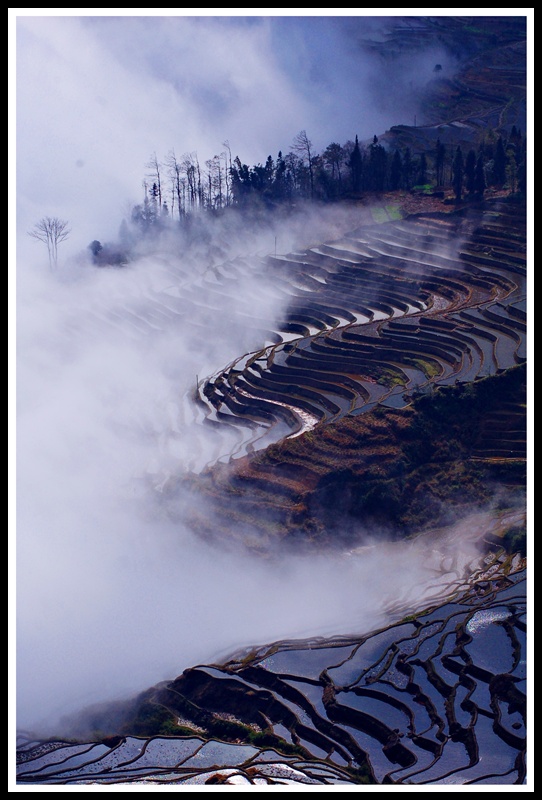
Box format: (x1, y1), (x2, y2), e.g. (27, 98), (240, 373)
(445, 126), (527, 202)
(138, 126), (525, 217)
(87, 125), (526, 262)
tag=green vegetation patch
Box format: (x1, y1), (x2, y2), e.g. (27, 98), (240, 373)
(412, 184), (434, 195)
(370, 206), (390, 223)
(385, 204), (403, 220)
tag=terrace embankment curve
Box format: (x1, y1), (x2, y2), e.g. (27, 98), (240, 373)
(163, 197), (526, 550)
(16, 197), (527, 787)
(18, 538), (526, 785)
(194, 199), (525, 458)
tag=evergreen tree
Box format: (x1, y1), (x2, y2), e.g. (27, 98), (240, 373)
(435, 138), (446, 186)
(146, 152), (163, 209)
(479, 130), (495, 162)
(88, 240), (103, 262)
(402, 147), (413, 190)
(272, 151), (287, 201)
(464, 149), (477, 195)
(283, 152), (305, 199)
(508, 125), (522, 151)
(323, 142), (345, 194)
(349, 135), (363, 193)
(505, 151), (518, 193)
(416, 152), (427, 185)
(452, 146), (464, 202)
(150, 182), (160, 212)
(474, 154), (486, 196)
(230, 157), (252, 206)
(264, 155), (275, 192)
(132, 183), (158, 233)
(368, 135), (387, 191)
(493, 136), (507, 186)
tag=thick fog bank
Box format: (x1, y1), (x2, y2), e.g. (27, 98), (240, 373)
(15, 213), (495, 735)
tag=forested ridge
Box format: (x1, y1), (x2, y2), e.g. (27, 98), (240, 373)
(87, 14), (526, 266)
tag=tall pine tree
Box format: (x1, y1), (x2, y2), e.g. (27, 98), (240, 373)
(349, 135), (363, 193)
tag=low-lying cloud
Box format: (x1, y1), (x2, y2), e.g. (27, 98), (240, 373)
(16, 209), (494, 736)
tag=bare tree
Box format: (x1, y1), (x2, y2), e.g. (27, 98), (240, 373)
(146, 152), (163, 209)
(28, 216), (71, 269)
(165, 149), (184, 220)
(292, 130), (316, 199)
(222, 140), (232, 207)
(182, 152), (200, 209)
(206, 154), (224, 209)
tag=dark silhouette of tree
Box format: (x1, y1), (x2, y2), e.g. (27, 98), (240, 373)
(452, 146), (464, 202)
(205, 154), (227, 209)
(88, 238), (128, 267)
(292, 130), (316, 199)
(230, 156), (252, 206)
(464, 149), (477, 195)
(284, 152), (306, 199)
(182, 152), (200, 209)
(264, 155), (275, 193)
(479, 131), (495, 162)
(473, 154), (486, 196)
(250, 163), (267, 195)
(349, 135), (363, 193)
(146, 152), (163, 209)
(508, 125), (522, 151)
(368, 135), (387, 191)
(416, 152), (427, 185)
(402, 147), (413, 190)
(131, 182), (158, 233)
(493, 136), (507, 186)
(323, 142), (346, 194)
(315, 162), (334, 200)
(28, 216), (71, 270)
(505, 150), (518, 193)
(222, 141), (233, 207)
(149, 181), (160, 213)
(88, 240), (103, 261)
(435, 138), (446, 186)
(165, 150), (185, 220)
(272, 151), (287, 201)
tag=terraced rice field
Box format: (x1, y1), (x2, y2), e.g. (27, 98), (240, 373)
(193, 200), (525, 466)
(161, 199), (526, 549)
(17, 545), (526, 785)
(16, 197), (527, 786)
